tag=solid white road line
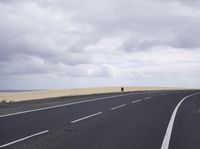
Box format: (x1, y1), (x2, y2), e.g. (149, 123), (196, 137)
(161, 92), (200, 149)
(131, 100), (142, 104)
(0, 130), (49, 148)
(145, 97), (151, 100)
(0, 91), (153, 118)
(71, 112), (103, 123)
(111, 104), (127, 110)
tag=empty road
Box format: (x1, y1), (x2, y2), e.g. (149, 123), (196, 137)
(0, 90), (200, 149)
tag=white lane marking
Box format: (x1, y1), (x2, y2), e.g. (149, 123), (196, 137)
(161, 92), (200, 149)
(0, 130), (49, 148)
(0, 91), (153, 118)
(111, 104), (127, 110)
(71, 112), (103, 123)
(131, 100), (142, 104)
(145, 97), (151, 100)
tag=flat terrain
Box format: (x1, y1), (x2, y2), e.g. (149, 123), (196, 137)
(0, 86), (181, 102)
(0, 90), (200, 149)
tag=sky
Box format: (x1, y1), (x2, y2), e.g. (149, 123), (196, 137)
(0, 0), (200, 90)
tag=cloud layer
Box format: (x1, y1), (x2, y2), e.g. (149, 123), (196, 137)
(0, 0), (200, 89)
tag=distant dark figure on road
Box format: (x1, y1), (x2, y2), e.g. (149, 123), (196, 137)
(121, 87), (124, 92)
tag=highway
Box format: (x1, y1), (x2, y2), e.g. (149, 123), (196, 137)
(0, 90), (200, 149)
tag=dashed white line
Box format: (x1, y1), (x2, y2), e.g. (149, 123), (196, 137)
(0, 91), (153, 118)
(111, 104), (127, 110)
(71, 112), (103, 123)
(161, 92), (200, 149)
(131, 100), (142, 104)
(0, 130), (49, 148)
(145, 97), (151, 100)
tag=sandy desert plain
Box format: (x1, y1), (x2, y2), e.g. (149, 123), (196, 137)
(0, 86), (186, 103)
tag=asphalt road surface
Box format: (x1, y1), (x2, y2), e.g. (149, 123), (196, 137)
(0, 90), (200, 149)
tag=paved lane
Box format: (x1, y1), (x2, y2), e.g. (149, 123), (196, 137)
(169, 93), (200, 149)
(0, 91), (159, 147)
(0, 90), (199, 149)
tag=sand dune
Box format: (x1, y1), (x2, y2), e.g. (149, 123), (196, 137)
(0, 86), (182, 103)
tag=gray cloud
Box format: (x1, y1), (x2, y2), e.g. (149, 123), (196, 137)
(0, 0), (200, 89)
(153, 0), (200, 8)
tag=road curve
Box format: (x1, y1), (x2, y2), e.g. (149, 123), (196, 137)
(0, 90), (200, 149)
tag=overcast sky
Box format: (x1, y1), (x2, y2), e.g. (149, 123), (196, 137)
(0, 0), (200, 90)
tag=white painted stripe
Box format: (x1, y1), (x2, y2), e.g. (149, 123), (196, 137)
(71, 112), (103, 123)
(145, 97), (151, 99)
(111, 104), (127, 110)
(131, 100), (142, 104)
(161, 92), (200, 149)
(0, 130), (49, 148)
(0, 91), (152, 118)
